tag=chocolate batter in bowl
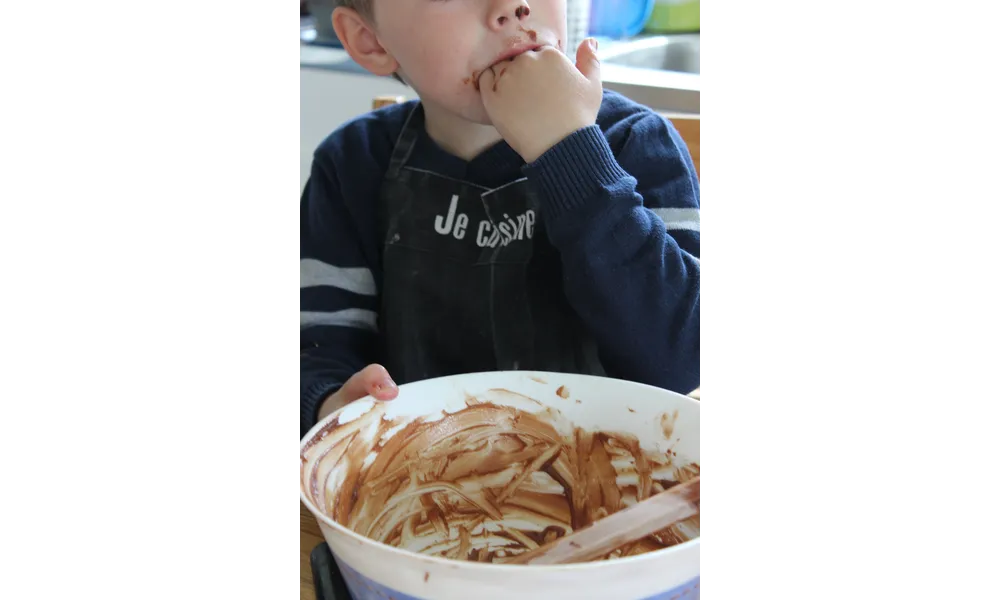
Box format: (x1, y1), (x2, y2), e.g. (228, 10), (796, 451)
(301, 372), (700, 600)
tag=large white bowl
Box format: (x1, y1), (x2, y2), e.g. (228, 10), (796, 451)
(300, 371), (700, 600)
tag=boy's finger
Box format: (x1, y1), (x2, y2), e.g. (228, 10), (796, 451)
(342, 364), (398, 402)
(575, 38), (601, 83)
(360, 363), (398, 401)
(477, 66), (496, 95)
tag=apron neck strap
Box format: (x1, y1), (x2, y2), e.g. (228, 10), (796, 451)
(385, 103), (423, 179)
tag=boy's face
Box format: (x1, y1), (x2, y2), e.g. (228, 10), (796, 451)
(372, 0), (567, 124)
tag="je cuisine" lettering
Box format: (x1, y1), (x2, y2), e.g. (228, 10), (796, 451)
(434, 194), (536, 248)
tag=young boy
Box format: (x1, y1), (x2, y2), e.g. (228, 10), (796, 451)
(300, 0), (700, 438)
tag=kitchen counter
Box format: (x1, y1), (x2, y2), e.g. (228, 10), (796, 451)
(301, 502), (325, 600)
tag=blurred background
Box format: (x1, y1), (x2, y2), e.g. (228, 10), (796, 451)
(300, 0), (700, 190)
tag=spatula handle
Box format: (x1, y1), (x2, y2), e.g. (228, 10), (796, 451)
(509, 476), (700, 565)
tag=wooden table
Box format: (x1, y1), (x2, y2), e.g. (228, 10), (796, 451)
(299, 389), (700, 599)
(301, 502), (326, 600)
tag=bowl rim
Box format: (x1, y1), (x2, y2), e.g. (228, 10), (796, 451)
(299, 370), (700, 572)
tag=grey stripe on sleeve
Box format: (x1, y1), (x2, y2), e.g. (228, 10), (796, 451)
(300, 259), (376, 296)
(300, 309), (378, 331)
(652, 208), (700, 232)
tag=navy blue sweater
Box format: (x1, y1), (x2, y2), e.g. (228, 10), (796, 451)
(301, 90), (700, 437)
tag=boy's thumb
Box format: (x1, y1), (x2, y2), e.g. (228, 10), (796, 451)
(340, 364), (398, 403)
(575, 38), (601, 83)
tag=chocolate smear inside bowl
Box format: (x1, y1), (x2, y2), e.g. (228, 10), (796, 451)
(302, 389), (700, 564)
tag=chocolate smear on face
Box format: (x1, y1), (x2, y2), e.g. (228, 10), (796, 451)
(465, 69), (486, 91)
(492, 68), (507, 92)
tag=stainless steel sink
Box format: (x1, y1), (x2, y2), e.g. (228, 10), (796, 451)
(600, 34), (700, 74)
(596, 34), (700, 114)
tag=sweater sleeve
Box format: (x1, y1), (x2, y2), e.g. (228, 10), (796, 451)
(300, 156), (381, 438)
(523, 112), (700, 394)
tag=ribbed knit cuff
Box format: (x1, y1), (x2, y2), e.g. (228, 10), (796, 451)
(523, 125), (631, 220)
(301, 380), (342, 439)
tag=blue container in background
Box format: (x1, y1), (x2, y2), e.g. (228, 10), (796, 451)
(588, 0), (656, 39)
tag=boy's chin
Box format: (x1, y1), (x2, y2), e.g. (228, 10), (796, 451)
(462, 105), (494, 127)
(418, 92), (496, 129)
(435, 100), (495, 127)
(458, 96), (503, 127)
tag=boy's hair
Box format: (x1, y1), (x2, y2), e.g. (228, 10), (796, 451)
(332, 0), (405, 85)
(333, 0), (374, 21)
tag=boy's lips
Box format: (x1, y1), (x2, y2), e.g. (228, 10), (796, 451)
(464, 36), (548, 91)
(488, 42), (544, 68)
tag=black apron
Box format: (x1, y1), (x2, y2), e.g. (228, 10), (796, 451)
(377, 104), (606, 385)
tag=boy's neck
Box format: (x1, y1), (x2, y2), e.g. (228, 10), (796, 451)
(422, 101), (505, 162)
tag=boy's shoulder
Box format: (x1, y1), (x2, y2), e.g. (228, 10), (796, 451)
(596, 89), (674, 146)
(312, 99), (419, 173)
(597, 89), (656, 123)
(309, 91), (672, 176)
(314, 91), (660, 160)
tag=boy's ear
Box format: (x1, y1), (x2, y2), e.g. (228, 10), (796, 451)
(331, 7), (399, 77)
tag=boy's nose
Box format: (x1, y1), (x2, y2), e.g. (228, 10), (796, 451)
(491, 1), (530, 28)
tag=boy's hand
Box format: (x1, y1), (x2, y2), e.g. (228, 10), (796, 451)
(479, 39), (602, 164)
(317, 364), (398, 421)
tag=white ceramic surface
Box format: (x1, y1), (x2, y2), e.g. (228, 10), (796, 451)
(301, 371), (700, 600)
